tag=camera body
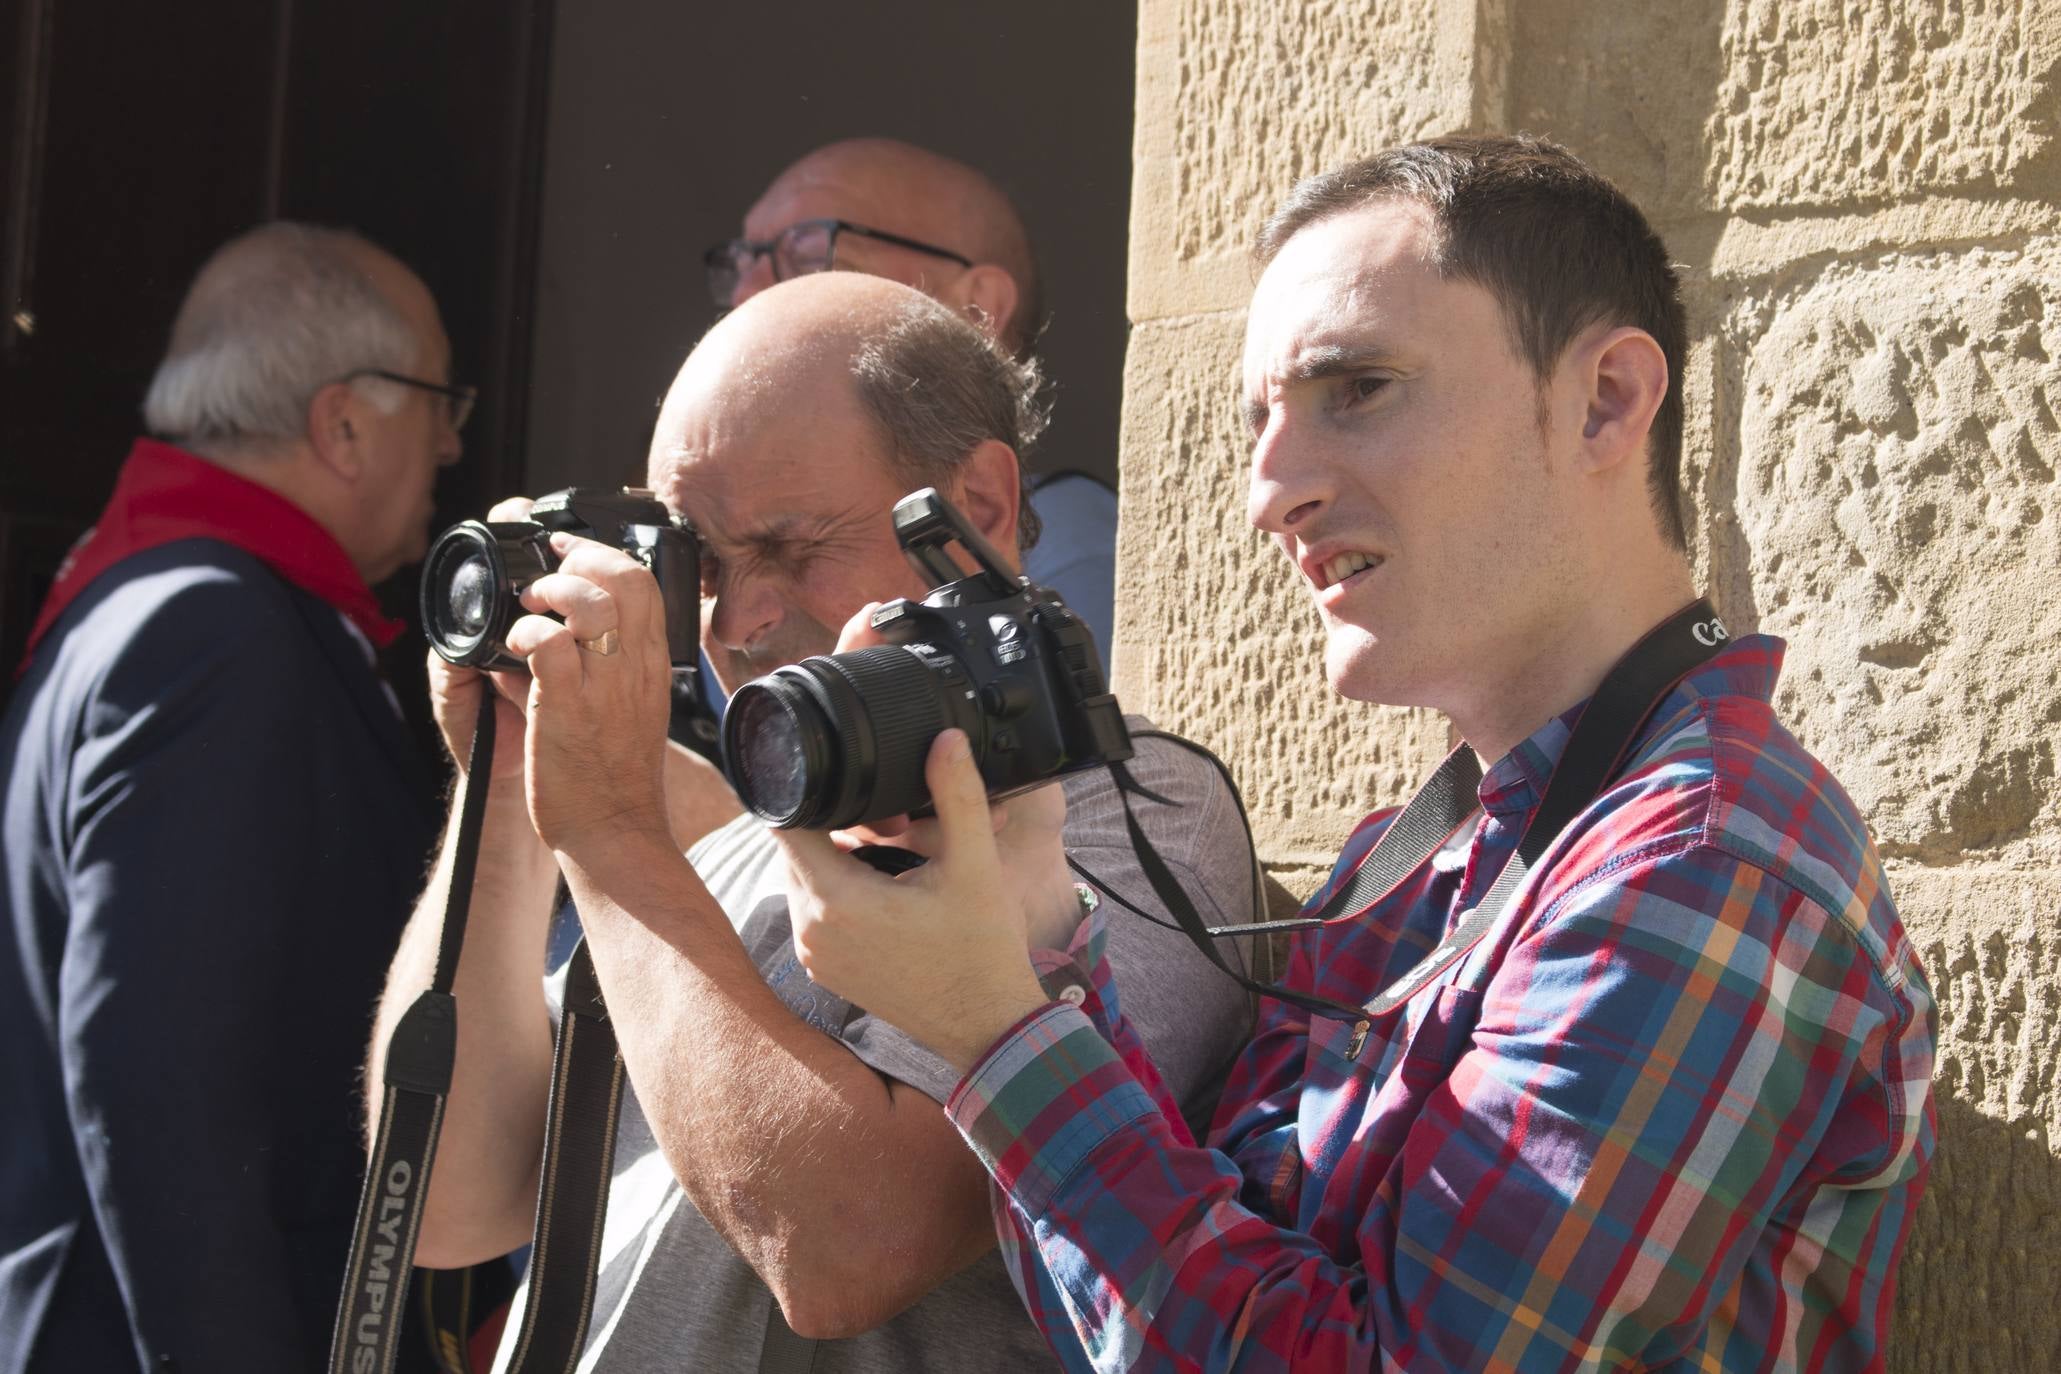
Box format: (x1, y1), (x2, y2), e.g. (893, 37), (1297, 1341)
(722, 487), (1133, 830)
(420, 488), (700, 677)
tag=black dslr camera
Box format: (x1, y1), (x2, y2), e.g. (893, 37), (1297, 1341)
(722, 488), (1133, 830)
(419, 488), (700, 678)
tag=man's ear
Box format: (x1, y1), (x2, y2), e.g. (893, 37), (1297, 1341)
(1574, 325), (1668, 476)
(950, 439), (1024, 559)
(942, 265), (1021, 348)
(305, 380), (366, 480)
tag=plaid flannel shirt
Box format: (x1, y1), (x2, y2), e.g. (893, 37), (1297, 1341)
(950, 636), (1936, 1372)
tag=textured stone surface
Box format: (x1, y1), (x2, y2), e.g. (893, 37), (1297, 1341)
(1710, 242), (2061, 868)
(1885, 866), (2061, 1369)
(1708, 0), (2061, 210)
(1110, 312), (1447, 871)
(1509, 0), (1727, 222)
(1130, 0), (1494, 320)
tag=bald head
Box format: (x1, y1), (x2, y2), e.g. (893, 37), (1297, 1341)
(654, 273), (1046, 548)
(654, 274), (1048, 685)
(666, 271), (883, 419)
(737, 138), (1042, 356)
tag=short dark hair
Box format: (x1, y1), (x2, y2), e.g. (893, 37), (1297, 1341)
(850, 294), (1052, 551)
(1256, 135), (1689, 549)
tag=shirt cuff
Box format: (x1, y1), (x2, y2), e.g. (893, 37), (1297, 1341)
(946, 1001), (1160, 1218)
(1026, 883), (1104, 1014)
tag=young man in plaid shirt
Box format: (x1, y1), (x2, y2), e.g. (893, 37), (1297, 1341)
(774, 135), (1937, 1371)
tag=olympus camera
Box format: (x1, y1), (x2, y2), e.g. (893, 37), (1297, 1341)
(722, 487), (1133, 830)
(419, 487), (700, 679)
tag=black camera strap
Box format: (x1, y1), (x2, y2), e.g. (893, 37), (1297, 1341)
(331, 693), (628, 1374)
(1107, 599), (1728, 1056)
(497, 940), (626, 1369)
(331, 697), (494, 1374)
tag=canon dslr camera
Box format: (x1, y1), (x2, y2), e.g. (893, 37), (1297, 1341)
(723, 487), (1133, 830)
(419, 488), (701, 678)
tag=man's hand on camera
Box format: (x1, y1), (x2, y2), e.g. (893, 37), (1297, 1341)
(505, 532), (675, 864)
(844, 781), (1080, 954)
(777, 728), (1058, 1073)
(826, 603), (1080, 952)
(428, 496), (536, 788)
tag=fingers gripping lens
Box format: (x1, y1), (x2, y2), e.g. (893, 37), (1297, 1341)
(422, 489), (704, 678)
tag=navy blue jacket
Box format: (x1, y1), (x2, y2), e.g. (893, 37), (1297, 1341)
(0, 540), (439, 1371)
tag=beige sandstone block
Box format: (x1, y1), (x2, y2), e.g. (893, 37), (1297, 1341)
(1883, 865), (2061, 1370)
(1111, 312), (1448, 874)
(1130, 0), (1504, 322)
(1708, 0), (2061, 210)
(1509, 0), (1726, 222)
(1707, 242), (2061, 868)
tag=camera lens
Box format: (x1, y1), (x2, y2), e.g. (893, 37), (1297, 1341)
(446, 553), (494, 637)
(724, 679), (824, 825)
(420, 520), (552, 670)
(723, 645), (965, 830)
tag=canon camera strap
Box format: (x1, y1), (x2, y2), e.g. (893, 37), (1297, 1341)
(330, 692), (629, 1374)
(1112, 599), (1730, 1055)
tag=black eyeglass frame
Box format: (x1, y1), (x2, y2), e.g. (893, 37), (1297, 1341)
(702, 218), (975, 305)
(346, 368), (478, 431)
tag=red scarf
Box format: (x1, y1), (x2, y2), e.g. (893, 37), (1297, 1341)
(20, 438), (405, 673)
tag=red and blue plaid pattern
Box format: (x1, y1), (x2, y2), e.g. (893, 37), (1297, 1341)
(948, 636), (1936, 1372)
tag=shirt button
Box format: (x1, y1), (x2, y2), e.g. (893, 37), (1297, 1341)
(1057, 983), (1088, 1006)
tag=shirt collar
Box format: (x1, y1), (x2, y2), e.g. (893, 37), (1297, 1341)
(21, 438), (404, 673)
(1476, 633), (1786, 817)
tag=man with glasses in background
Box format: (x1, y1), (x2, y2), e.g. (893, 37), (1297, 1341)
(705, 138), (1121, 668)
(0, 222), (462, 1371)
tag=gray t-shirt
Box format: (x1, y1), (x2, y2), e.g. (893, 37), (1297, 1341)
(496, 720), (1254, 1373)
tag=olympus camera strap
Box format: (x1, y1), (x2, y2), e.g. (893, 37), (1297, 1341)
(330, 694), (627, 1374)
(1102, 599), (1728, 1057)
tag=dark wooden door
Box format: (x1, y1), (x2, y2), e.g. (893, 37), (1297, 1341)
(1, 0), (553, 759)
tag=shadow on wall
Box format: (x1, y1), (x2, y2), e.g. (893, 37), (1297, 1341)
(1892, 1097), (2060, 1371)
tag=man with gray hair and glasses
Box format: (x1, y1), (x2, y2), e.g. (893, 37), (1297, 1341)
(0, 221), (462, 1370)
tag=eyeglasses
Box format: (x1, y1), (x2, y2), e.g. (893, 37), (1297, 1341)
(703, 218), (974, 308)
(347, 369), (478, 432)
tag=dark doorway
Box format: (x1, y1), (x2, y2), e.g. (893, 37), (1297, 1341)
(1, 0), (554, 757)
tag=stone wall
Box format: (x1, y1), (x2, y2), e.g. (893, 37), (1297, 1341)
(1116, 2), (2060, 1367)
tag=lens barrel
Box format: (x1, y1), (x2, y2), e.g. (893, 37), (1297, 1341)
(723, 645), (967, 830)
(420, 520), (553, 670)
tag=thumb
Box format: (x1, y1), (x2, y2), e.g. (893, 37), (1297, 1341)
(926, 729), (999, 871)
